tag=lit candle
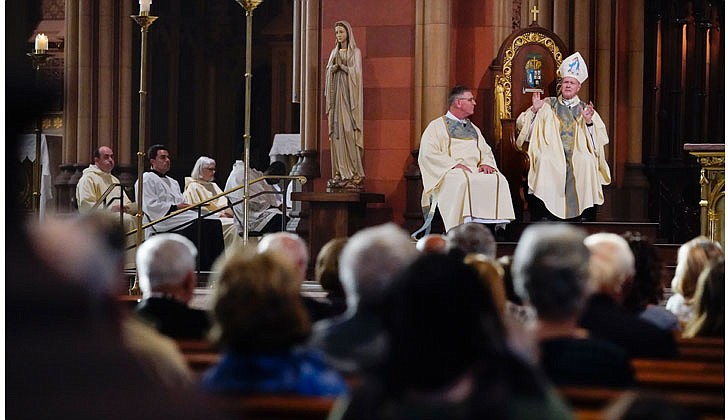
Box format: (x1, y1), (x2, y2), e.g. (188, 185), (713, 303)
(139, 0), (152, 13)
(35, 33), (48, 52)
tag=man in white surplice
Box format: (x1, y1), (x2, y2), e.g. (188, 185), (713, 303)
(416, 85), (515, 236)
(135, 144), (224, 270)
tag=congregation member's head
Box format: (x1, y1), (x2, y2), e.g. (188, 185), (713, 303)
(464, 253), (507, 320)
(415, 233), (447, 254)
(584, 233), (635, 302)
(315, 237), (348, 297)
(136, 233), (197, 302)
(684, 258), (725, 338)
(208, 248), (310, 353)
(447, 222), (497, 258)
(339, 223), (419, 313)
(382, 253), (506, 396)
(512, 224), (591, 322)
(621, 232), (664, 312)
(257, 232), (309, 283)
(671, 236), (724, 302)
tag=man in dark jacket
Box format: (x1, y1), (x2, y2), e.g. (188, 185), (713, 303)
(579, 233), (678, 359)
(135, 233), (211, 339)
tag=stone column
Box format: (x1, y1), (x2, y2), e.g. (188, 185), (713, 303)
(414, 0), (450, 144)
(623, 0), (649, 221)
(64, 0), (79, 164)
(491, 0), (512, 60)
(292, 0), (320, 181)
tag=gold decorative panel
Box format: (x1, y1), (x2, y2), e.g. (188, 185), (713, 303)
(495, 32), (564, 119)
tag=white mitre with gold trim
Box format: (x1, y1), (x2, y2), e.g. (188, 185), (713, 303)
(559, 52), (588, 84)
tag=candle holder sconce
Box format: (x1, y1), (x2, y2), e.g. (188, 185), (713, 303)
(26, 49), (51, 216)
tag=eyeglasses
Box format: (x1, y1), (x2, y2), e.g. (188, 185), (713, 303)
(203, 167), (216, 172)
(457, 97), (476, 103)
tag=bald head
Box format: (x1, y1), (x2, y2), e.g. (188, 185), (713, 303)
(416, 234), (448, 254)
(258, 232), (309, 282)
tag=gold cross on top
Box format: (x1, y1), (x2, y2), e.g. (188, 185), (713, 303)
(531, 4), (540, 22)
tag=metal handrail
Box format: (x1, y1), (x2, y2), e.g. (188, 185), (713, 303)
(124, 174), (306, 239)
(86, 183), (129, 229)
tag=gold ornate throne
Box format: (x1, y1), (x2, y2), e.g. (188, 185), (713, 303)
(483, 24), (568, 221)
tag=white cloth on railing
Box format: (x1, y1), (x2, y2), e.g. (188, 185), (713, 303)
(18, 134), (52, 219)
(268, 133), (301, 164)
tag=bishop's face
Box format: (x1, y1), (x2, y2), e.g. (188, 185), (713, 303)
(560, 77), (581, 100)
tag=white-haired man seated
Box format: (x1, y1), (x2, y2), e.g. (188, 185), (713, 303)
(308, 223), (420, 374)
(578, 232), (677, 358)
(135, 233), (211, 339)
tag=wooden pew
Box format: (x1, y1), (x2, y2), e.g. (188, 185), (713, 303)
(206, 394), (337, 420)
(184, 352), (221, 373)
(631, 359), (724, 375)
(559, 386), (725, 419)
(563, 354), (725, 419)
(677, 337), (725, 362)
(175, 338), (218, 353)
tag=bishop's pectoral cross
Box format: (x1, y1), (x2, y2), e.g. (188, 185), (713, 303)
(531, 4), (540, 23)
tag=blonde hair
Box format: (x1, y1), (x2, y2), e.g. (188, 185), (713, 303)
(464, 254), (507, 320)
(683, 258), (724, 338)
(672, 236), (723, 301)
(208, 247), (310, 352)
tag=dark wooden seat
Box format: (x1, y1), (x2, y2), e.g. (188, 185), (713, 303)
(207, 394), (336, 420)
(559, 386), (725, 419)
(631, 358), (724, 375)
(175, 338), (218, 353)
(677, 337), (725, 362)
(183, 352), (221, 372)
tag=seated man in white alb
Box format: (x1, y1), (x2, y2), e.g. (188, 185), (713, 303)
(224, 159), (285, 235)
(135, 144), (224, 270)
(416, 85), (515, 237)
(76, 145), (138, 268)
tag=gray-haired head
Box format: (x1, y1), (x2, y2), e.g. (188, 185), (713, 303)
(190, 156), (216, 180)
(511, 224), (590, 321)
(584, 232), (636, 297)
(257, 232), (309, 282)
(137, 233), (198, 296)
(447, 222), (497, 258)
(339, 223), (419, 311)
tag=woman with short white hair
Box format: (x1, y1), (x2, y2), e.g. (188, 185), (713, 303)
(183, 156), (241, 253)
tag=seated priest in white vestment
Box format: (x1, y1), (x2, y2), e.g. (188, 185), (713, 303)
(76, 145), (138, 269)
(135, 144), (224, 270)
(224, 160), (285, 235)
(515, 52), (611, 221)
(183, 156), (242, 254)
(415, 85), (515, 237)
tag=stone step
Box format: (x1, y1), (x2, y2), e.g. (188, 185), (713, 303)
(500, 221), (661, 243)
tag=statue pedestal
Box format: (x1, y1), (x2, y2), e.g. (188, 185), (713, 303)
(291, 191), (385, 262)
